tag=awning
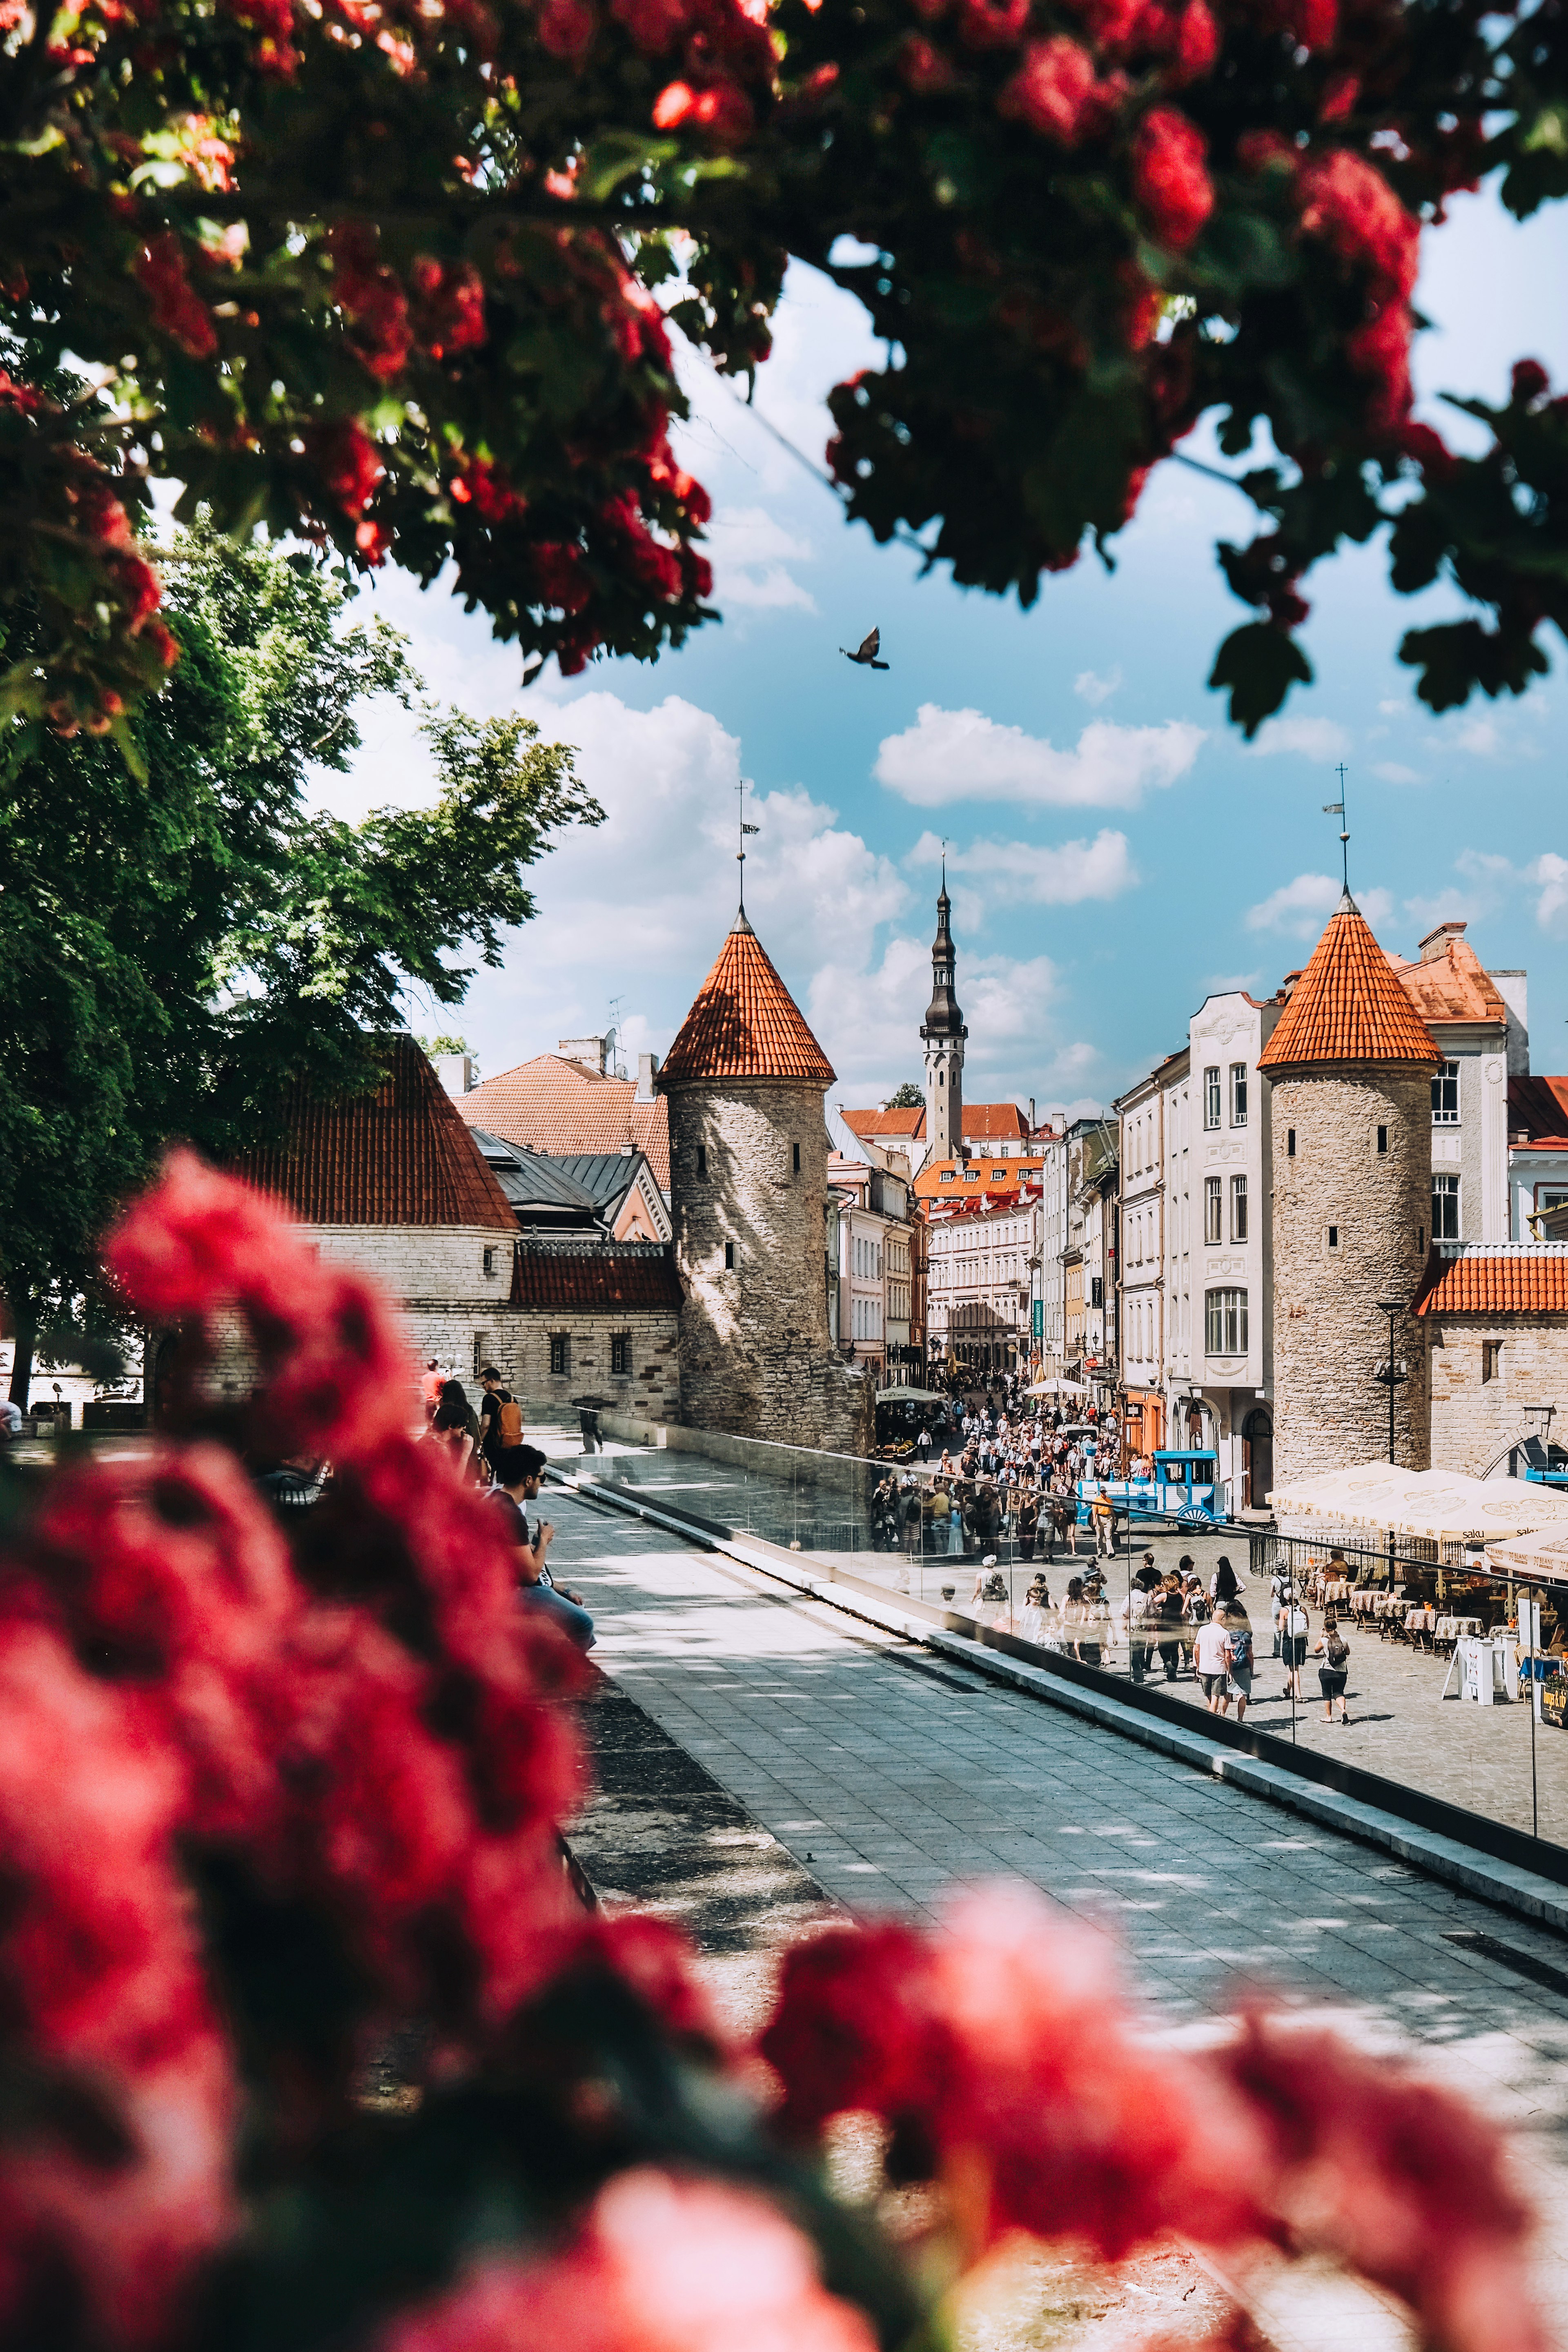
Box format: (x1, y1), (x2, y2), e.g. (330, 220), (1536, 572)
(875, 1384), (950, 1404)
(1483, 1523), (1568, 1581)
(1269, 1460), (1568, 1542)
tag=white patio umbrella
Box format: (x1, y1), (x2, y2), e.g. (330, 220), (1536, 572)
(1269, 1460), (1568, 1542)
(1026, 1376), (1090, 1397)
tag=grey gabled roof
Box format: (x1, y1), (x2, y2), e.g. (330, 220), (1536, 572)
(467, 1131), (601, 1216)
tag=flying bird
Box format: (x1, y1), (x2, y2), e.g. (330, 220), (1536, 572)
(840, 627), (890, 671)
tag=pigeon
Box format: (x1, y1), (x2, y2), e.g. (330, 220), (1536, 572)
(840, 626), (890, 671)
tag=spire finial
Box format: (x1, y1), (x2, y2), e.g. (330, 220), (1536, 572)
(1323, 762), (1351, 900)
(735, 775), (760, 919)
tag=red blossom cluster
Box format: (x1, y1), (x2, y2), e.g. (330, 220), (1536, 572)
(373, 2169), (878, 2352)
(135, 233), (219, 360)
(761, 1889), (1548, 2346)
(327, 227), (490, 383)
(1294, 147), (1422, 435)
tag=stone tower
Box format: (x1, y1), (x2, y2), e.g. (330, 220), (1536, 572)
(659, 911), (871, 1451)
(1259, 889), (1441, 1490)
(921, 873), (967, 1161)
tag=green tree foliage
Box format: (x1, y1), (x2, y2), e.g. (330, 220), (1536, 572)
(885, 1082), (926, 1109)
(0, 521), (601, 1400)
(1, 0), (1566, 735)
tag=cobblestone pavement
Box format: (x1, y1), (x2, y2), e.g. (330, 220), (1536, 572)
(546, 1483), (1568, 2343)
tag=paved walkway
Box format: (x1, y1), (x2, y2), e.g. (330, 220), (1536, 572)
(547, 1483), (1568, 2345)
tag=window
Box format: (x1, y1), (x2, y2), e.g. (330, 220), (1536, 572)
(482, 1246), (496, 1276)
(1287, 1128), (1296, 1158)
(1483, 1340), (1503, 1384)
(1205, 1287), (1247, 1355)
(724, 1241), (735, 1270)
(1376, 1125), (1388, 1154)
(1327, 1225), (1339, 1251)
(793, 1140), (801, 1174)
(1231, 1174), (1247, 1242)
(1090, 1276), (1104, 1309)
(1432, 1172), (1460, 1240)
(1230, 1062), (1248, 1127)
(1204, 1066), (1221, 1129)
(992, 1166), (1006, 1180)
(1204, 1174), (1222, 1243)
(549, 1333), (570, 1376)
(696, 1143), (708, 1178)
(610, 1333), (631, 1376)
(940, 1169), (955, 1184)
(1432, 1059), (1460, 1124)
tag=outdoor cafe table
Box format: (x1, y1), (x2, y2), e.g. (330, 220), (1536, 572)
(1321, 1578), (1353, 1603)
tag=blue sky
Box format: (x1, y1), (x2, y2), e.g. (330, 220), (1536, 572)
(322, 185), (1568, 1120)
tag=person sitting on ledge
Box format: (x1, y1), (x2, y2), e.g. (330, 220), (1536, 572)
(490, 1444), (595, 1650)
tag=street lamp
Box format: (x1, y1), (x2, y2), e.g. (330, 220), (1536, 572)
(1373, 1298), (1408, 1464)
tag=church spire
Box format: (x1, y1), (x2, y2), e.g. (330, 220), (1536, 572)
(921, 872), (968, 1162)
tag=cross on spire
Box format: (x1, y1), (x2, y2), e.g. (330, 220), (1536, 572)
(1323, 761), (1351, 898)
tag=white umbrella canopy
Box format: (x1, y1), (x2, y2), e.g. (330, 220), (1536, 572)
(1269, 1461), (1568, 1542)
(875, 1385), (950, 1404)
(1026, 1377), (1090, 1397)
(1485, 1522), (1568, 1580)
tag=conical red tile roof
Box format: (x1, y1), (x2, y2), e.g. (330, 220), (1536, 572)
(1258, 893), (1441, 1072)
(659, 913), (835, 1087)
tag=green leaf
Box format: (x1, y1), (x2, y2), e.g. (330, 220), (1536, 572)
(1208, 621), (1312, 735)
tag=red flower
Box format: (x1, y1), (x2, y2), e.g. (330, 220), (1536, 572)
(1296, 148), (1420, 298)
(1512, 358), (1550, 405)
(135, 234), (218, 359)
(372, 2171), (881, 2352)
(451, 454), (524, 521)
(900, 31), (954, 89)
(1171, 0), (1217, 80)
(1347, 295), (1413, 432)
(328, 222), (414, 379)
(958, 0), (1030, 45)
(998, 36), (1121, 142)
(1285, 0), (1335, 47)
(1236, 127), (1296, 173)
(538, 0), (596, 59)
(1131, 106), (1214, 247)
(652, 74), (753, 140)
(1319, 69), (1358, 120)
(532, 540), (593, 614)
(303, 420), (385, 521)
(1398, 420), (1457, 479)
(609, 0), (686, 51)
(411, 256), (487, 358)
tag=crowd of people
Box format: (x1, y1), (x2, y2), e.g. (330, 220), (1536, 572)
(874, 1376), (1129, 1566)
(420, 1358), (595, 1651)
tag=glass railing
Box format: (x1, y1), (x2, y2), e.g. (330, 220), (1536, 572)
(570, 1418), (1568, 1864)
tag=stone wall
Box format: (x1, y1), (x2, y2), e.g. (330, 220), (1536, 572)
(1429, 1312), (1568, 1474)
(1269, 1066), (1432, 1490)
(665, 1078), (874, 1454)
(471, 1308), (680, 1423)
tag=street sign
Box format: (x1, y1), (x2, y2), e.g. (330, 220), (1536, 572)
(1032, 1300), (1043, 1339)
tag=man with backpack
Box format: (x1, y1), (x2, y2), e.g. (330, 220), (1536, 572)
(478, 1366), (523, 1477)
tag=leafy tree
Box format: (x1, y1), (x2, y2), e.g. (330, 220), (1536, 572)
(885, 1082), (926, 1109)
(0, 521), (601, 1403)
(0, 0), (1565, 737)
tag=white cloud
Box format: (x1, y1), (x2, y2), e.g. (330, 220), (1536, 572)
(910, 828), (1137, 906)
(1243, 715), (1352, 761)
(1378, 699), (1405, 717)
(875, 705), (1204, 810)
(1074, 667), (1122, 708)
(1454, 715), (1501, 756)
(1373, 761), (1424, 785)
(702, 504), (816, 611)
(807, 938), (1076, 1099)
(1202, 969), (1263, 994)
(1530, 853), (1568, 935)
(1245, 872), (1394, 937)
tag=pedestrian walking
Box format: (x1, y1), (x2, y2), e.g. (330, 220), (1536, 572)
(1267, 1563), (1290, 1657)
(1210, 1555), (1240, 1608)
(1221, 1605), (1254, 1723)
(1313, 1610), (1352, 1724)
(902, 1479), (922, 1559)
(916, 1425), (932, 1464)
(1016, 1489), (1039, 1564)
(477, 1365), (522, 1475)
(1280, 1591), (1310, 1701)
(1150, 1572), (1185, 1683)
(1091, 1487), (1116, 1557)
(429, 1378), (483, 1480)
(1194, 1610), (1230, 1714)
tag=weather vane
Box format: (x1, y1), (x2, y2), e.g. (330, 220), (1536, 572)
(736, 775), (760, 910)
(1323, 760), (1350, 895)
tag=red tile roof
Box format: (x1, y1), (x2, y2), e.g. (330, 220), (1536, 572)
(962, 1102), (1031, 1139)
(659, 914), (834, 1087)
(844, 1106), (927, 1139)
(510, 1242), (683, 1310)
(454, 1056), (670, 1191)
(233, 1036), (517, 1231)
(915, 1155), (1044, 1203)
(1415, 1246), (1568, 1317)
(1387, 931), (1508, 1027)
(1258, 894), (1442, 1072)
(1509, 1075), (1568, 1147)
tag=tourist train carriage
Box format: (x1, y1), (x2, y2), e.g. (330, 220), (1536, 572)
(1076, 1448), (1228, 1528)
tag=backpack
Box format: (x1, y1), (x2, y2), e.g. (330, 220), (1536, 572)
(1326, 1633), (1349, 1668)
(497, 1395), (523, 1445)
(982, 1570), (1007, 1602)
